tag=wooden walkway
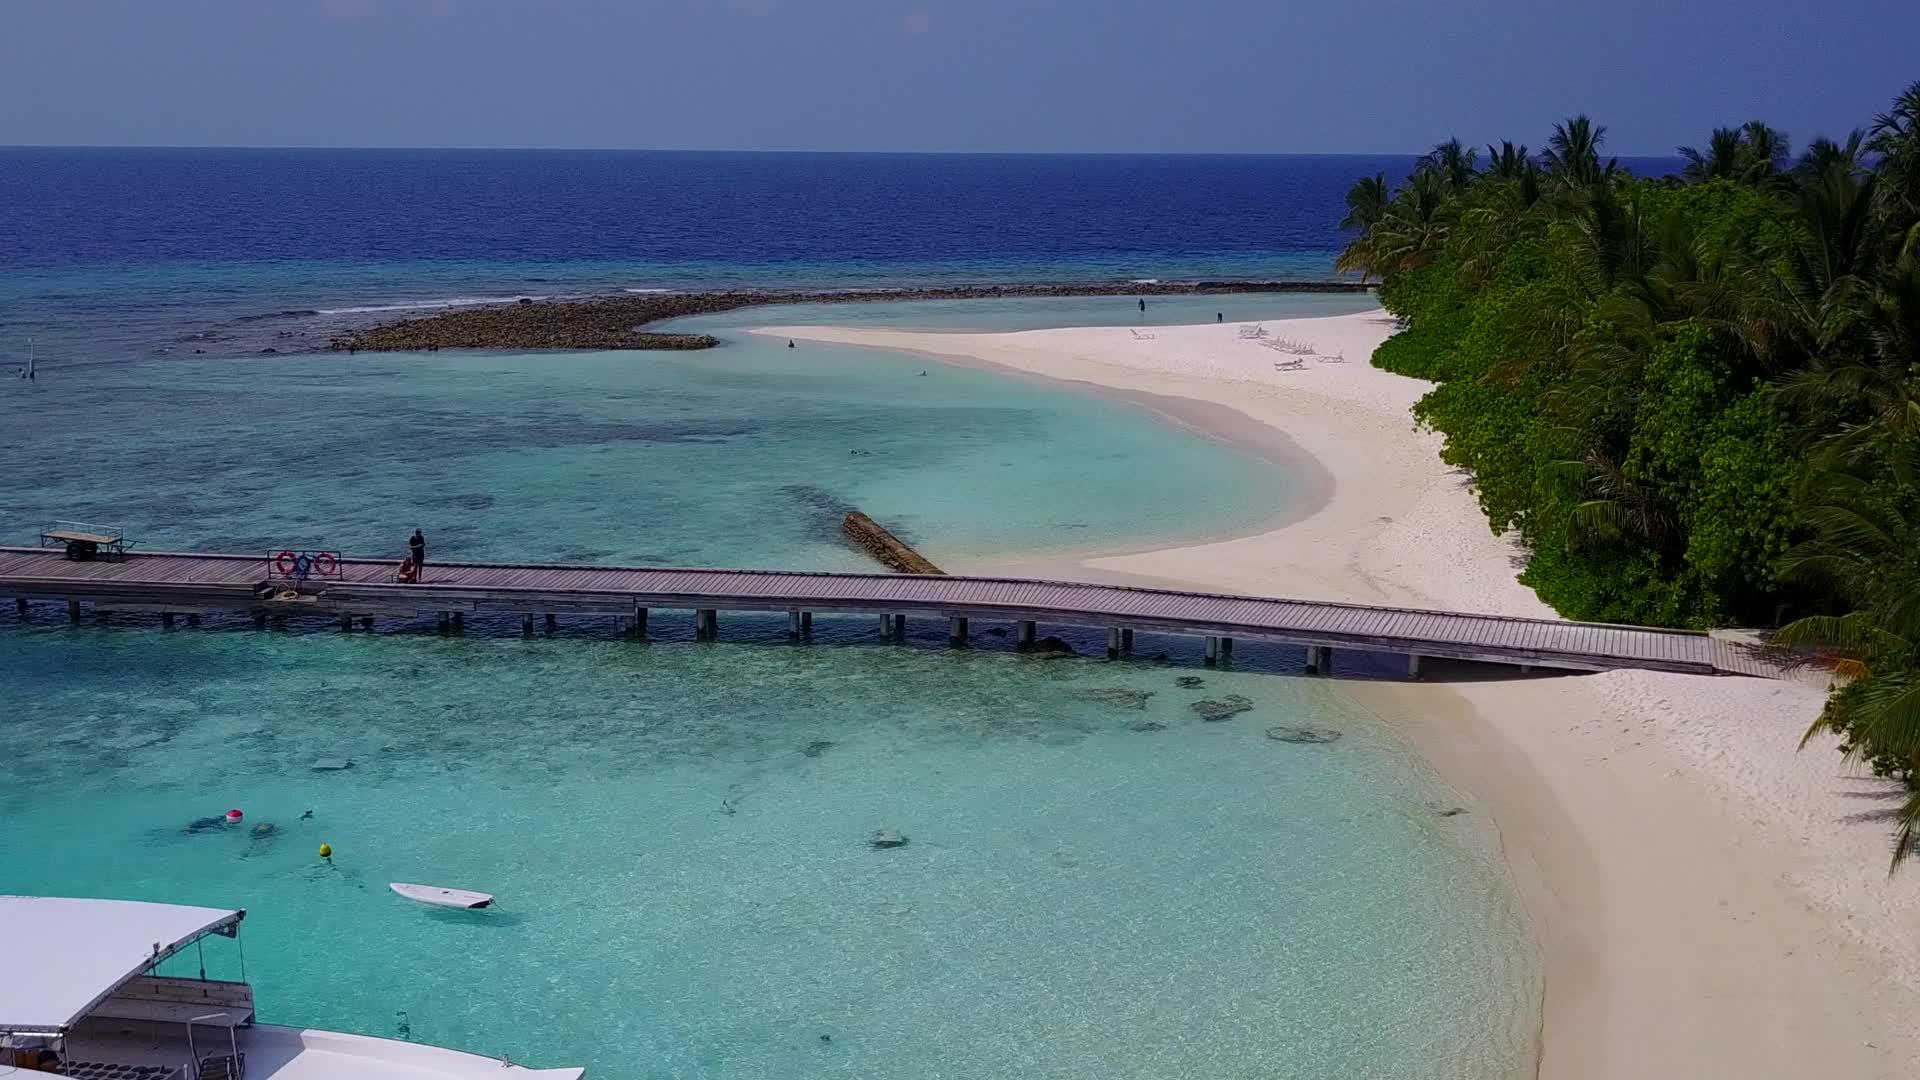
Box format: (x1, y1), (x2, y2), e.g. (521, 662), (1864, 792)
(0, 547), (1782, 678)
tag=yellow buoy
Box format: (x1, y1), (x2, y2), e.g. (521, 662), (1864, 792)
(318, 842), (333, 858)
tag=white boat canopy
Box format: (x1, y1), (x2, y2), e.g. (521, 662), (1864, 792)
(0, 895), (245, 1037)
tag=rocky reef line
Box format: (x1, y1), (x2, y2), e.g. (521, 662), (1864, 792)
(325, 280), (1373, 353)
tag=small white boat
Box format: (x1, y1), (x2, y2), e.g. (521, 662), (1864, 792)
(390, 882), (494, 909)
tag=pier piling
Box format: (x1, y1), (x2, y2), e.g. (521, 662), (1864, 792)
(1017, 620), (1036, 647)
(1407, 654), (1422, 679)
(788, 610), (804, 637)
(635, 608), (648, 636)
(696, 609), (718, 640)
(545, 613), (557, 631)
(13, 598), (25, 615)
(522, 613), (534, 635)
(1107, 627), (1122, 658)
(1204, 636), (1220, 664)
(948, 616), (968, 645)
(338, 614), (351, 632)
(162, 612), (175, 629)
(68, 600), (81, 623)
(1121, 628), (1134, 651)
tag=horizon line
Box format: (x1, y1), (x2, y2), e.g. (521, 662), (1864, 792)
(0, 142), (1690, 160)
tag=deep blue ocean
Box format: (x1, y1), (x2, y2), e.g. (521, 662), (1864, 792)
(0, 148), (1419, 363)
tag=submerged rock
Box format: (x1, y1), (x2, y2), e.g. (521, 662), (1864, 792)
(801, 740), (835, 758)
(1076, 687), (1154, 710)
(182, 816), (231, 835)
(1265, 725), (1342, 744)
(1028, 636), (1077, 657)
(1126, 720), (1167, 733)
(1174, 676), (1205, 690)
(1428, 803), (1470, 817)
(311, 758), (355, 771)
(1190, 694), (1254, 722)
(250, 823), (277, 838)
(869, 829), (908, 848)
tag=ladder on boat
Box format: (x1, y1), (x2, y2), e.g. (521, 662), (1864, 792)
(185, 1013), (245, 1080)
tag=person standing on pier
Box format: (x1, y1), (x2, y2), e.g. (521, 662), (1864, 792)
(409, 529), (426, 581)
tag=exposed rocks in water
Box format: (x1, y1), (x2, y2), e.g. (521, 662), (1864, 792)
(1076, 687), (1155, 710)
(1127, 720), (1167, 733)
(1027, 636), (1077, 657)
(869, 829), (909, 848)
(1191, 694), (1254, 721)
(325, 281), (1372, 354)
(311, 758), (354, 771)
(1174, 676), (1205, 689)
(843, 511), (942, 574)
(1265, 725), (1343, 744)
(986, 626), (1008, 637)
(801, 740), (835, 758)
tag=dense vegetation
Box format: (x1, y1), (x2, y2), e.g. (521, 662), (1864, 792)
(1338, 83), (1920, 867)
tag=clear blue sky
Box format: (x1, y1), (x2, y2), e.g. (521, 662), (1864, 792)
(1, 0), (1913, 155)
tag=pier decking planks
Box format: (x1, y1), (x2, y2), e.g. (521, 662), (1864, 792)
(0, 547), (1784, 678)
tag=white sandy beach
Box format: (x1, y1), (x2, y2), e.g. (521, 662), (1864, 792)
(760, 312), (1920, 1079)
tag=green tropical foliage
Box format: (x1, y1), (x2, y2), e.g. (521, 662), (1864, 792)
(1339, 81), (1920, 868)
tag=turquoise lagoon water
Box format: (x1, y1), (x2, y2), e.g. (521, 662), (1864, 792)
(0, 628), (1536, 1079)
(659, 290), (1382, 336)
(0, 297), (1538, 1078)
(0, 309), (1296, 569)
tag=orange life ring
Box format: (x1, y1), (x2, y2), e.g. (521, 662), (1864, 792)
(275, 549), (299, 574)
(313, 551), (338, 576)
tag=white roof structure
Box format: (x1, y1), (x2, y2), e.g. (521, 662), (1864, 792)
(0, 895), (244, 1035)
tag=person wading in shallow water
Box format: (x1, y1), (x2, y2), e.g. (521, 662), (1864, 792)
(408, 529), (426, 581)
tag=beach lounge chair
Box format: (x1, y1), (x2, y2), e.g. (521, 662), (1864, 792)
(1237, 324), (1268, 339)
(1321, 350), (1346, 364)
(1274, 358), (1307, 371)
(1129, 329), (1156, 340)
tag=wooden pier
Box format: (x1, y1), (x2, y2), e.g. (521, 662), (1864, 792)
(0, 547), (1782, 678)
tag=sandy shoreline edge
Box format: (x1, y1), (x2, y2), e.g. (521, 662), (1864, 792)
(757, 313), (1920, 1079)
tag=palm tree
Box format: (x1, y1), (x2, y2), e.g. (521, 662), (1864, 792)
(1870, 79), (1920, 223)
(1777, 445), (1920, 868)
(1484, 141), (1531, 181)
(1680, 123), (1790, 186)
(1366, 170), (1455, 274)
(1739, 121), (1791, 184)
(1739, 169), (1885, 371)
(1796, 130), (1870, 183)
(1778, 233), (1920, 443)
(1680, 127), (1747, 183)
(1418, 138), (1478, 191)
(1544, 450), (1677, 552)
(1542, 115), (1616, 189)
(1334, 172), (1390, 280)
